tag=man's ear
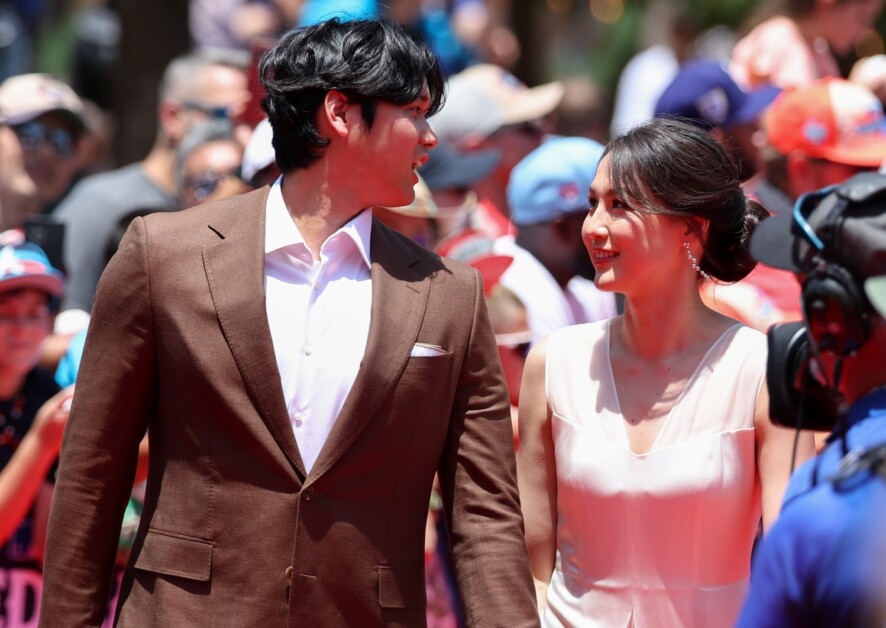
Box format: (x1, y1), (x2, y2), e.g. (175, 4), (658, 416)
(158, 99), (186, 143)
(321, 90), (353, 138)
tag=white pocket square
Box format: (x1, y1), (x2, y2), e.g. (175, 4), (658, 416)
(410, 342), (449, 357)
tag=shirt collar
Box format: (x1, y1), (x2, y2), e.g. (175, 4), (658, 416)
(845, 387), (886, 429)
(264, 176), (373, 269)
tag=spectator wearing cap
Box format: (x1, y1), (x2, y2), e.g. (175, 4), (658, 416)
(653, 60), (801, 332)
(417, 140), (499, 242)
(497, 136), (617, 344)
(761, 77), (886, 211)
(176, 118), (247, 209)
(430, 63), (564, 238)
(654, 59), (781, 183)
(52, 50), (250, 312)
(0, 242), (74, 624)
(0, 74), (88, 223)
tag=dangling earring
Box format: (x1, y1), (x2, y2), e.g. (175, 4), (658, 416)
(683, 241), (712, 281)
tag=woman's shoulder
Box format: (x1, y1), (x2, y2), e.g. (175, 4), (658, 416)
(709, 323), (768, 377)
(541, 319), (614, 370)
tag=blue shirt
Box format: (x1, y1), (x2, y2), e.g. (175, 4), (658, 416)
(737, 388), (886, 627)
(783, 388), (886, 503)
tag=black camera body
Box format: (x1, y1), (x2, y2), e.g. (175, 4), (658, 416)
(763, 173), (886, 432)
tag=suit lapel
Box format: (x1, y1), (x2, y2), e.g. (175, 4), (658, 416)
(202, 188), (307, 478)
(306, 220), (430, 482)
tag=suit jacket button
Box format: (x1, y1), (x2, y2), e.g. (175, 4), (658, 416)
(285, 566), (293, 580)
(303, 487), (314, 501)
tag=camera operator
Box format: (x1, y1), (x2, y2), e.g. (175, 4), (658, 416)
(737, 172), (886, 626)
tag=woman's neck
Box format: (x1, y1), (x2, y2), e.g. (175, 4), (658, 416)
(616, 281), (726, 360)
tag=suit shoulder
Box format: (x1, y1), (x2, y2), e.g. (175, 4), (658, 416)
(141, 187), (269, 240)
(377, 222), (479, 284)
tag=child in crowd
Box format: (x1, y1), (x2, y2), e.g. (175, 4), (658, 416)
(0, 242), (72, 625)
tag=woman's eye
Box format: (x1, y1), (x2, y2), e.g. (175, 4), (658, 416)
(587, 197), (598, 209)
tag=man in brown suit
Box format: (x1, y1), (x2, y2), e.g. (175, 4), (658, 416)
(39, 18), (539, 628)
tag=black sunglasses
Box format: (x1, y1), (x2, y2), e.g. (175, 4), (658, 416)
(12, 121), (77, 157)
(181, 100), (232, 120)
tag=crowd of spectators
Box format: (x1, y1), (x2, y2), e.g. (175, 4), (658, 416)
(0, 0), (884, 625)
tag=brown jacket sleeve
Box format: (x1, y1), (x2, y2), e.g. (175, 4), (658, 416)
(438, 268), (540, 627)
(40, 217), (156, 626)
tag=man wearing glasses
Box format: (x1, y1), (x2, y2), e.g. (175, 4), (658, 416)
(51, 50), (249, 313)
(0, 73), (86, 219)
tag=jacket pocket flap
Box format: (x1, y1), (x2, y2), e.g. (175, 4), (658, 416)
(377, 565), (426, 609)
(133, 529), (213, 582)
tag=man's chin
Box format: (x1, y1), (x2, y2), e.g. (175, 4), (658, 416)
(379, 191), (416, 210)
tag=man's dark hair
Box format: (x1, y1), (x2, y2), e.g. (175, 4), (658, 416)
(259, 18), (445, 172)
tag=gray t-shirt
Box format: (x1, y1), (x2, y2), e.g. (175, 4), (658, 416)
(53, 163), (177, 311)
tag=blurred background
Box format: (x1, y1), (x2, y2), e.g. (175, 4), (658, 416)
(1, 0), (883, 166)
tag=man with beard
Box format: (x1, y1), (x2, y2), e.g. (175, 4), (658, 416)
(495, 136), (617, 344)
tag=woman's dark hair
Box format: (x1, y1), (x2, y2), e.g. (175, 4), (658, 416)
(259, 18), (445, 172)
(601, 117), (769, 283)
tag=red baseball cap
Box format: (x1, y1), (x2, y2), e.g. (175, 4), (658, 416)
(765, 78), (886, 167)
(436, 229), (513, 295)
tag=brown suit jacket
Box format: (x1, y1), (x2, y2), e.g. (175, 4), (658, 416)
(39, 187), (539, 627)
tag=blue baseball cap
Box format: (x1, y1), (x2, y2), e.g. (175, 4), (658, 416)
(507, 136), (604, 226)
(0, 242), (64, 297)
(654, 60), (781, 131)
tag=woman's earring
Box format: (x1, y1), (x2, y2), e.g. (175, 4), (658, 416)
(683, 241), (712, 281)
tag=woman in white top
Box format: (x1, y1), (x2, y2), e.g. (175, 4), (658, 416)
(517, 118), (814, 627)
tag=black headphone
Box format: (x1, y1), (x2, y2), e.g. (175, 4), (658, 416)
(798, 193), (872, 358)
(802, 260), (871, 357)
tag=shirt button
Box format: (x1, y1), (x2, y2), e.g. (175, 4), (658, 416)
(313, 282), (320, 291)
(284, 566), (293, 580)
(303, 487), (314, 501)
(304, 344), (312, 355)
(293, 412), (304, 427)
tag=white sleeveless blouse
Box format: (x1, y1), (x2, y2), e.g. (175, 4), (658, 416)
(542, 320), (766, 628)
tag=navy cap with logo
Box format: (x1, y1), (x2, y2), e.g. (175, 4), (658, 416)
(655, 60), (781, 131)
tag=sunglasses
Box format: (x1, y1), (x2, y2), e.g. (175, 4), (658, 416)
(181, 100), (232, 120)
(12, 121), (77, 157)
(183, 168), (242, 202)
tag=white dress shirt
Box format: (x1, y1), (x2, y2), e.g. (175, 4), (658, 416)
(264, 180), (373, 473)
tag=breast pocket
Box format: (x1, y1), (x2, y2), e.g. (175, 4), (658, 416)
(399, 352), (454, 385)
